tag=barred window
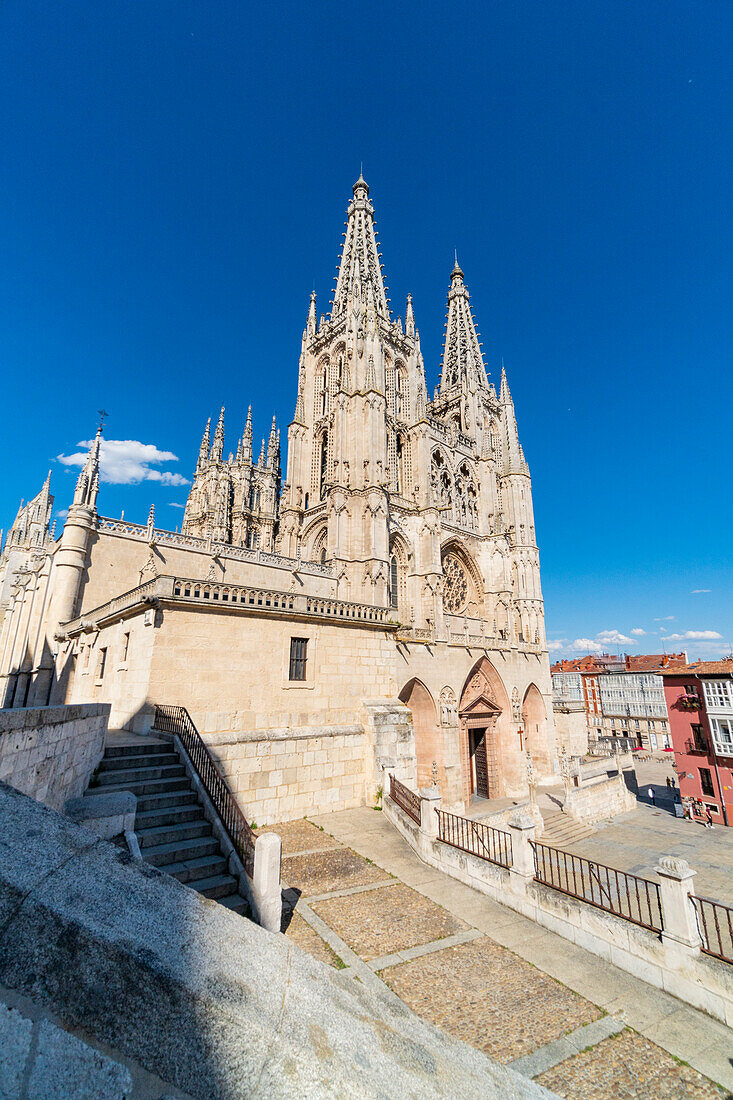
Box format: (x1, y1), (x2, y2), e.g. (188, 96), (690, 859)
(289, 637), (308, 681)
(97, 648), (107, 680)
(699, 767), (714, 797)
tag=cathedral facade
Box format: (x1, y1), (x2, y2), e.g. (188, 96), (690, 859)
(0, 176), (556, 817)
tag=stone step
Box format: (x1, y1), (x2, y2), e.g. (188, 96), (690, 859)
(142, 835), (220, 868)
(103, 740), (171, 759)
(133, 789), (199, 813)
(95, 763), (186, 787)
(91, 776), (193, 798)
(219, 893), (250, 917)
(137, 820), (212, 849)
(135, 804), (203, 830)
(192, 873), (240, 901)
(98, 751), (179, 772)
(167, 853), (228, 884)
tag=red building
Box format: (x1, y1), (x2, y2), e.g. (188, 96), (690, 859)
(662, 658), (733, 827)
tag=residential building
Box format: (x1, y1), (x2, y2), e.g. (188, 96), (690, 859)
(662, 659), (733, 827)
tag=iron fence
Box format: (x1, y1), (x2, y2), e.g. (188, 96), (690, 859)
(437, 810), (512, 868)
(531, 841), (663, 933)
(152, 704), (256, 876)
(692, 895), (733, 963)
(388, 774), (422, 825)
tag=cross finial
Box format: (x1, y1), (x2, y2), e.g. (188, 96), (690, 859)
(97, 409), (108, 434)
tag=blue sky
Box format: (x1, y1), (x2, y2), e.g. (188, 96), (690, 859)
(2, 1), (731, 659)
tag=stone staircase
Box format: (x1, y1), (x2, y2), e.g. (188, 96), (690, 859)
(86, 735), (250, 916)
(539, 807), (596, 847)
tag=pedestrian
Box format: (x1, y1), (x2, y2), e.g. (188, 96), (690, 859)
(666, 777), (671, 789)
(705, 807), (714, 829)
(648, 786), (655, 806)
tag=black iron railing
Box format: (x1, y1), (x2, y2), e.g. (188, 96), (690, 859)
(152, 704), (256, 876)
(531, 841), (663, 933)
(437, 809), (512, 869)
(692, 895), (733, 963)
(388, 773), (421, 824)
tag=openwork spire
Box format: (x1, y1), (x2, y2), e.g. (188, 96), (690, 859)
(211, 406), (225, 462)
(73, 426), (102, 510)
(331, 174), (389, 322)
(439, 260), (488, 393)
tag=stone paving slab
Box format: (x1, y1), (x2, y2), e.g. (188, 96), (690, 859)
(282, 846), (391, 898)
(282, 911), (345, 970)
(380, 935), (603, 1065)
(311, 882), (468, 961)
(509, 1015), (625, 1078)
(257, 818), (340, 856)
(536, 1028), (729, 1099)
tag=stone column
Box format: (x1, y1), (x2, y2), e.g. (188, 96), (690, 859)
(655, 855), (701, 957)
(252, 831), (283, 934)
(507, 811), (536, 896)
(419, 787), (441, 840)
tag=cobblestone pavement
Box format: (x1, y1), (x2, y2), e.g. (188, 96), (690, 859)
(257, 818), (340, 855)
(537, 1028), (727, 1098)
(282, 910), (344, 969)
(381, 935), (602, 1064)
(310, 882), (467, 960)
(280, 846), (391, 898)
(285, 806), (733, 1097)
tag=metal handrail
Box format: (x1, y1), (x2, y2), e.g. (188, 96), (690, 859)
(388, 773), (421, 825)
(692, 894), (733, 963)
(436, 809), (512, 869)
(531, 841), (663, 933)
(152, 704), (256, 876)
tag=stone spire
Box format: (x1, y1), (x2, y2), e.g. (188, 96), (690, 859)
(73, 426), (102, 510)
(258, 438), (266, 467)
(197, 417), (211, 470)
(405, 293), (415, 337)
(307, 290), (317, 337)
(210, 407), (225, 463)
(499, 363), (524, 473)
(242, 406), (253, 462)
(267, 415), (278, 467)
(439, 259), (488, 394)
(331, 174), (389, 322)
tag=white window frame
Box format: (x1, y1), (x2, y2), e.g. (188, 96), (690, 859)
(711, 717), (733, 757)
(703, 680), (733, 711)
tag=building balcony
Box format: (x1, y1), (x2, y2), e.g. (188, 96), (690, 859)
(684, 737), (709, 754)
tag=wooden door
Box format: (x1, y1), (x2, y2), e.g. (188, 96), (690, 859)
(471, 728), (489, 798)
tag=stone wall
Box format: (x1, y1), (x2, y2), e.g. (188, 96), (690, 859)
(564, 772), (636, 825)
(0, 703), (109, 812)
(553, 702), (588, 757)
(206, 724), (367, 825)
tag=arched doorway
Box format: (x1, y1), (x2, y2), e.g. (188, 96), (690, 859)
(458, 658), (514, 802)
(399, 678), (441, 790)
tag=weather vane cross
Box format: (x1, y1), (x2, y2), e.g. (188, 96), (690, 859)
(97, 409), (109, 433)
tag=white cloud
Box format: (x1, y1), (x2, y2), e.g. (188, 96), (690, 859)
(168, 502), (186, 509)
(631, 628), (646, 636)
(572, 638), (605, 654)
(596, 629), (636, 647)
(54, 507), (68, 519)
(691, 589), (711, 594)
(665, 630), (722, 641)
(546, 639), (568, 652)
(654, 616), (675, 621)
(58, 439), (189, 487)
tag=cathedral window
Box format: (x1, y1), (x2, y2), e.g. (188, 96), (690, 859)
(121, 632), (130, 663)
(389, 556), (399, 609)
(442, 555), (469, 614)
(395, 435), (404, 495)
(289, 637), (308, 681)
(395, 368), (407, 418)
(97, 647), (107, 681)
(320, 366), (328, 415)
(337, 355), (343, 389)
(319, 433), (329, 500)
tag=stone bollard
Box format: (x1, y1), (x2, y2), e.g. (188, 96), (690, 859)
(252, 831), (283, 934)
(507, 812), (536, 896)
(419, 787), (441, 840)
(655, 855), (701, 957)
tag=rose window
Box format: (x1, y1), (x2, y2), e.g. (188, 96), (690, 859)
(442, 555), (469, 613)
